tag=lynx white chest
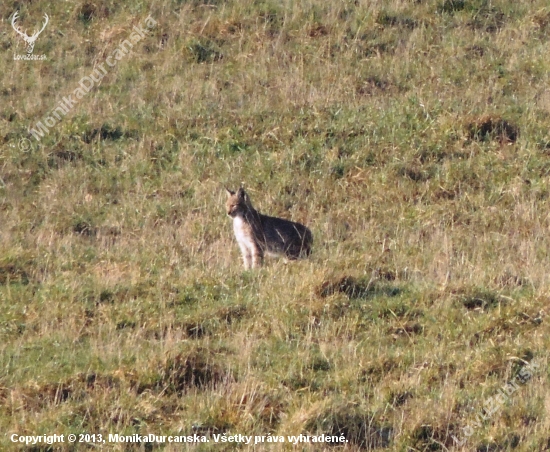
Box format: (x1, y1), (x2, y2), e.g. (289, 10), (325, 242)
(233, 216), (255, 248)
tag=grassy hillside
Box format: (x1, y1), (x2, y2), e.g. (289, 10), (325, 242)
(2, 0), (550, 450)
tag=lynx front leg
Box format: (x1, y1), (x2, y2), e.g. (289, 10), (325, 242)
(238, 242), (252, 270)
(250, 244), (264, 268)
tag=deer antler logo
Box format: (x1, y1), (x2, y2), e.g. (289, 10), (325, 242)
(11, 12), (49, 54)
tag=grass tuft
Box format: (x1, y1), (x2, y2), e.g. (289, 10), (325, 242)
(304, 403), (393, 449)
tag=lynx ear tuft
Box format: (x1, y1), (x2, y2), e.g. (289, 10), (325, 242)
(224, 186), (234, 196)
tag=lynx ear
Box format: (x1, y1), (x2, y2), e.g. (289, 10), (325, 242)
(224, 186), (234, 196)
(237, 186), (246, 200)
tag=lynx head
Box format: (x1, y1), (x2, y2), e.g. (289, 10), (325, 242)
(225, 187), (250, 218)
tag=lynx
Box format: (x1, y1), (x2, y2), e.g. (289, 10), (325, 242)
(225, 187), (313, 269)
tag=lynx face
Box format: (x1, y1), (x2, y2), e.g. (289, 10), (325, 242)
(225, 187), (247, 218)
